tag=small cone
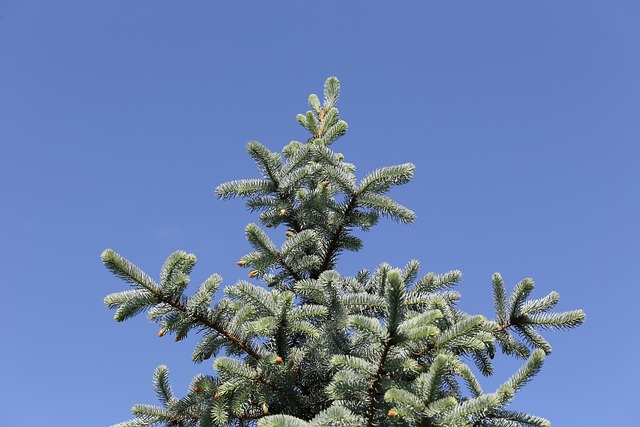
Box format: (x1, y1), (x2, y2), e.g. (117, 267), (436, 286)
(279, 209), (286, 216)
(388, 410), (396, 417)
(214, 392), (221, 399)
(236, 260), (245, 266)
(322, 181), (329, 187)
(275, 356), (283, 364)
(158, 329), (165, 337)
(194, 385), (201, 393)
(249, 271), (257, 278)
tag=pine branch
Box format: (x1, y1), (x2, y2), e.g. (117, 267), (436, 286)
(316, 192), (359, 277)
(247, 141), (282, 184)
(366, 339), (392, 427)
(103, 249), (263, 361)
(501, 349), (545, 393)
(275, 252), (304, 282)
(153, 365), (175, 408)
(492, 273), (508, 326)
(163, 290), (264, 360)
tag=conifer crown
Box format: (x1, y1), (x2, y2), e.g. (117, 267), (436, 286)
(102, 77), (585, 427)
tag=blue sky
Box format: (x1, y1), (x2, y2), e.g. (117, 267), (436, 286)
(1, 1), (638, 425)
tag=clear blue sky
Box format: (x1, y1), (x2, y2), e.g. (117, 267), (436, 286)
(1, 1), (638, 425)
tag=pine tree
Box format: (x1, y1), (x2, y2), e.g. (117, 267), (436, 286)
(102, 77), (585, 427)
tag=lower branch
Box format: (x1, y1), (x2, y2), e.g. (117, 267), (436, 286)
(366, 340), (392, 427)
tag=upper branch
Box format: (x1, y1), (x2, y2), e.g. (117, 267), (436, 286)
(315, 192), (359, 277)
(161, 293), (263, 361)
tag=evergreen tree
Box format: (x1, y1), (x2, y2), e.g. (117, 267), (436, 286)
(102, 77), (585, 427)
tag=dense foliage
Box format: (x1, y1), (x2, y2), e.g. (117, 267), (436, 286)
(102, 78), (585, 427)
